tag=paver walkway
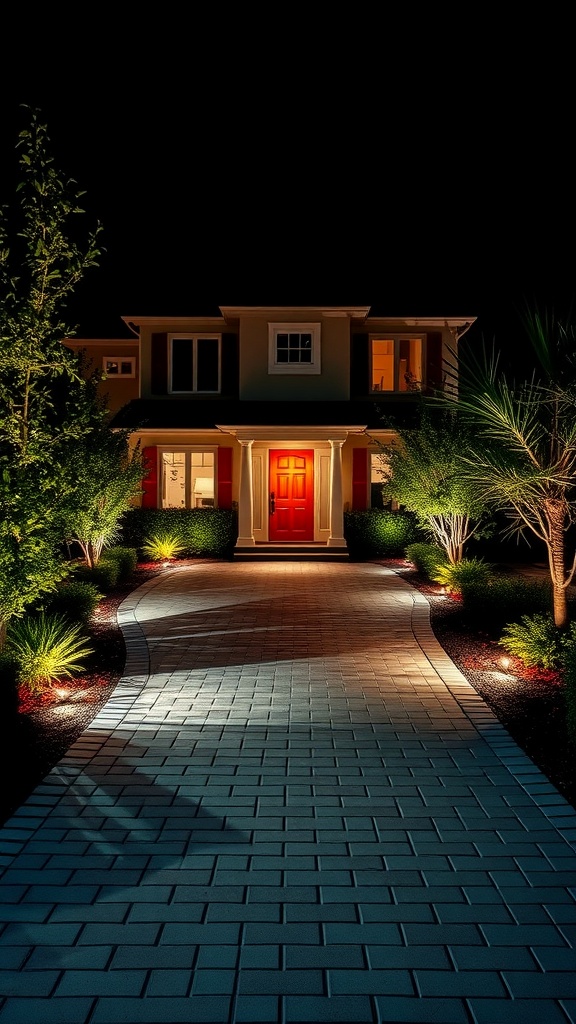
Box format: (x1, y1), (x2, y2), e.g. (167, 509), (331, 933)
(1, 561), (576, 1024)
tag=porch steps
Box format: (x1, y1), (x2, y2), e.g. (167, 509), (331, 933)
(234, 543), (349, 562)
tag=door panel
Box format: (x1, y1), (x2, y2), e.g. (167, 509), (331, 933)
(269, 449), (314, 541)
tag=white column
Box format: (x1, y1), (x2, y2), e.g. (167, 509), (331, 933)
(236, 439), (255, 546)
(328, 439), (346, 547)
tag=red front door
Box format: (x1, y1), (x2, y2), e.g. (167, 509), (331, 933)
(269, 450), (314, 542)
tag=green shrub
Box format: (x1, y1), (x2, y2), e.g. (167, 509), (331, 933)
(499, 613), (563, 668)
(120, 508), (238, 559)
(405, 542), (448, 580)
(5, 614), (94, 694)
(100, 545), (138, 581)
(45, 581), (102, 623)
(344, 509), (423, 559)
(142, 533), (186, 561)
(460, 576), (552, 626)
(432, 558), (494, 594)
(73, 559), (119, 591)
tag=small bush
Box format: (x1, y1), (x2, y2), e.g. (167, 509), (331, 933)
(45, 581), (102, 623)
(499, 613), (563, 669)
(101, 545), (138, 581)
(344, 509), (423, 559)
(432, 558), (494, 594)
(142, 533), (186, 561)
(460, 576), (552, 626)
(73, 559), (119, 592)
(5, 614), (94, 694)
(405, 542), (448, 580)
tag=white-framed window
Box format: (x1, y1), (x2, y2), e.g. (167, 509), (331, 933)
(103, 356), (136, 378)
(268, 322), (321, 374)
(370, 335), (424, 393)
(169, 334), (221, 393)
(160, 449), (216, 508)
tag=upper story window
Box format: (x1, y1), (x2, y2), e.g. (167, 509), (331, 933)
(268, 322), (321, 375)
(169, 334), (221, 393)
(370, 335), (424, 392)
(103, 356), (136, 378)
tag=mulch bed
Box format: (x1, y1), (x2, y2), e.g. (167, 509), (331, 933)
(1, 558), (575, 828)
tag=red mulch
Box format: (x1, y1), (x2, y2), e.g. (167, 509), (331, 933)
(1, 558), (575, 827)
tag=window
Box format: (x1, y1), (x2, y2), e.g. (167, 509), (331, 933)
(370, 452), (398, 510)
(169, 335), (221, 393)
(103, 356), (136, 378)
(161, 450), (215, 508)
(268, 322), (321, 374)
(370, 336), (424, 392)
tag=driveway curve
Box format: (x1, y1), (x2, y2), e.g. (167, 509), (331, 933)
(1, 561), (576, 1024)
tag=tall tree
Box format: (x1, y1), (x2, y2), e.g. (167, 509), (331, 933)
(0, 107), (103, 644)
(445, 309), (576, 628)
(376, 412), (492, 564)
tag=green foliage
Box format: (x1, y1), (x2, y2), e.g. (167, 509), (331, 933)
(44, 580), (102, 623)
(142, 534), (187, 561)
(460, 576), (552, 627)
(406, 542), (448, 580)
(73, 559), (119, 592)
(99, 545), (138, 581)
(377, 412), (492, 563)
(62, 416), (145, 567)
(121, 508), (238, 558)
(0, 107), (103, 639)
(344, 509), (423, 559)
(499, 613), (564, 669)
(432, 557), (494, 594)
(443, 309), (576, 626)
(5, 613), (94, 693)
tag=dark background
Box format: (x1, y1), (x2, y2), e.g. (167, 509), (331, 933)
(1, 16), (574, 367)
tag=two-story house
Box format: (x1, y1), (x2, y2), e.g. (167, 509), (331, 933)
(66, 305), (475, 555)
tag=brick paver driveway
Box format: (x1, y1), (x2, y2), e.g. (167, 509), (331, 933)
(1, 561), (576, 1024)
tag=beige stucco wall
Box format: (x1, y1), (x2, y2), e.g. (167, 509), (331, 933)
(239, 313), (350, 401)
(65, 340), (140, 416)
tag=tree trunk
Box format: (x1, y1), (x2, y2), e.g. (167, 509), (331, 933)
(547, 504), (569, 629)
(0, 619), (7, 651)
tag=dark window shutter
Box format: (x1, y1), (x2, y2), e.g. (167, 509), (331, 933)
(352, 448), (369, 510)
(220, 333), (239, 396)
(351, 334), (369, 395)
(425, 332), (443, 393)
(142, 447), (158, 507)
(151, 333), (168, 394)
(217, 446), (233, 508)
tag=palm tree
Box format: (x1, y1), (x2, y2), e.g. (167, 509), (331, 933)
(445, 305), (576, 628)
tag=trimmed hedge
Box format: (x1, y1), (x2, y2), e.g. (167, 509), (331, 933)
(344, 510), (423, 560)
(121, 508), (238, 559)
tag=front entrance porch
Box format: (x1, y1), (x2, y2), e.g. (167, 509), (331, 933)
(215, 425), (365, 552)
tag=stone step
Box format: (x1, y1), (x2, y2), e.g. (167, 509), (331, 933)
(234, 544), (349, 562)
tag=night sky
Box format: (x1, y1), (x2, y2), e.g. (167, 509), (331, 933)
(1, 19), (574, 370)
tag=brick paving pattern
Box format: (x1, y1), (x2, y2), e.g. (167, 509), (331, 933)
(1, 561), (575, 1024)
